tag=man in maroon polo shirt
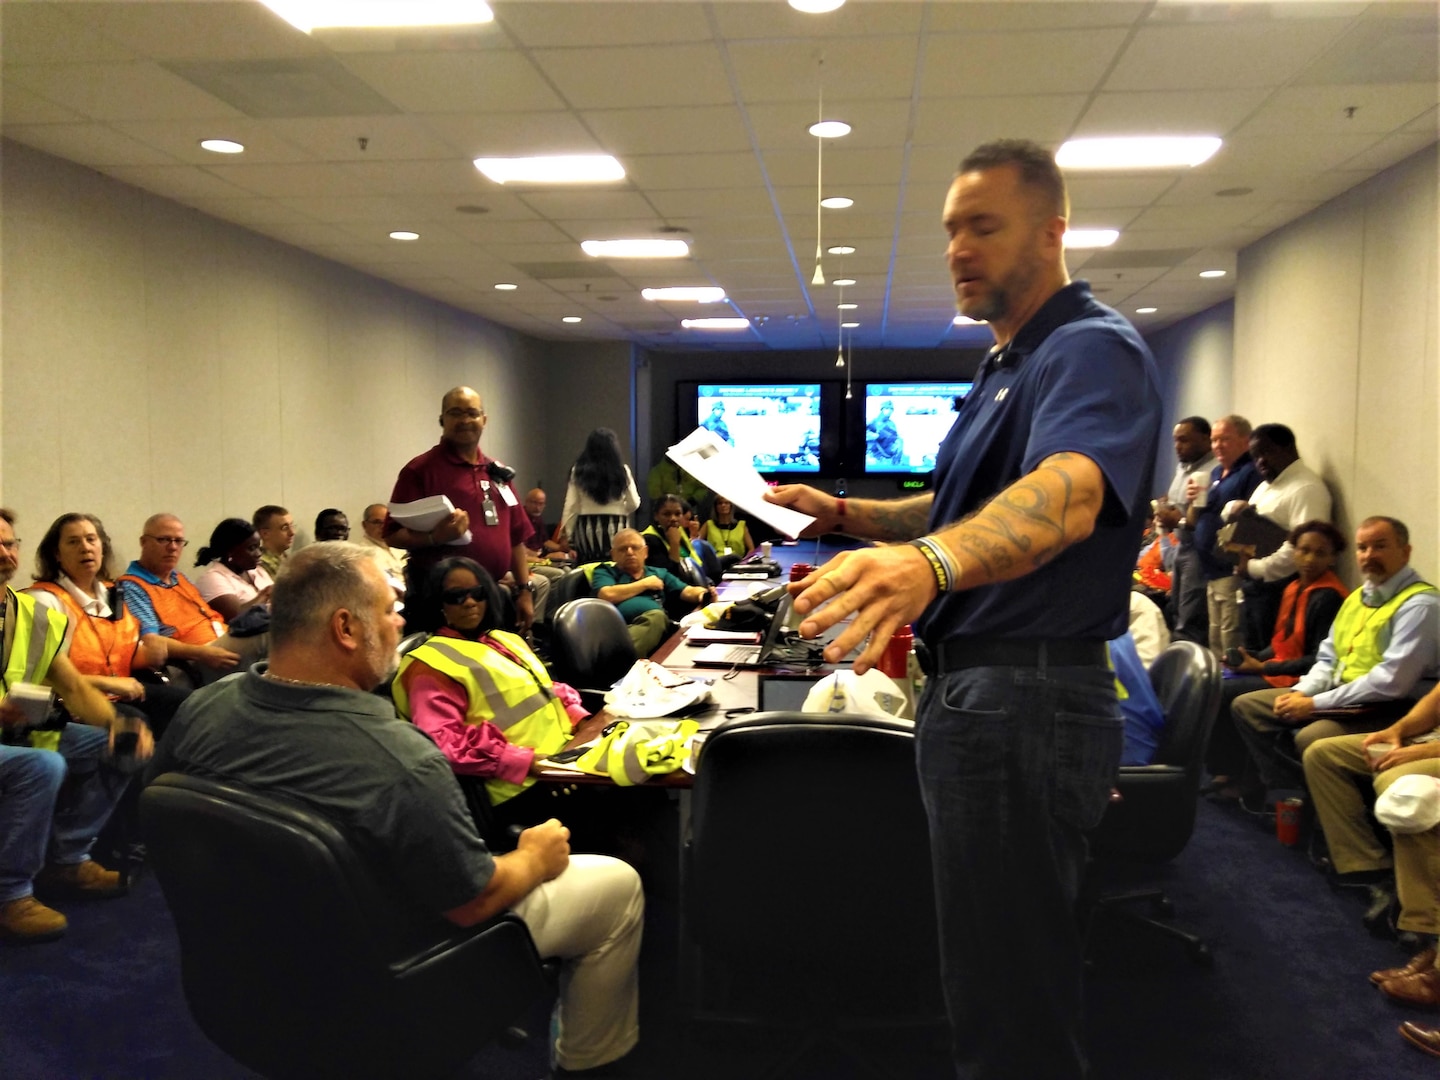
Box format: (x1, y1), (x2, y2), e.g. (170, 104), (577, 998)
(386, 386), (537, 634)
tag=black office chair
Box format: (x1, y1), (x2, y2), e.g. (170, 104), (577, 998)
(685, 712), (946, 1079)
(141, 772), (552, 1080)
(549, 598), (637, 712)
(547, 567), (594, 616)
(1084, 640), (1223, 966)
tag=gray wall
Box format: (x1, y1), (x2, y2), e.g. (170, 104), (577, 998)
(1144, 299), (1236, 486)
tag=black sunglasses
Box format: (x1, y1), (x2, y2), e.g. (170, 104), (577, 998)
(441, 585), (488, 605)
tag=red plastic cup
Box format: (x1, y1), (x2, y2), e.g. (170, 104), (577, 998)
(878, 626), (914, 680)
(1276, 797), (1303, 846)
(789, 562), (815, 582)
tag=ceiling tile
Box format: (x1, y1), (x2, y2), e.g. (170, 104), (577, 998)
(109, 118), (316, 164)
(519, 189), (659, 221)
(262, 115), (457, 160)
(910, 94), (1089, 148)
(1075, 88), (1273, 138)
(81, 1), (325, 63)
(743, 99), (915, 151)
(0, 3), (138, 65)
(418, 111), (599, 157)
(498, 2), (713, 47)
(926, 2), (1147, 33)
(727, 38), (921, 104)
(712, 3), (923, 40)
(581, 105), (752, 156)
(4, 122), (180, 166)
(921, 30), (1130, 97)
(0, 82), (86, 125)
(5, 61), (245, 121)
(99, 164), (256, 200)
(200, 162), (382, 198)
(530, 44), (733, 109)
(338, 51), (565, 113)
(1236, 82), (1438, 139)
(624, 152), (766, 190)
(1103, 18), (1352, 91)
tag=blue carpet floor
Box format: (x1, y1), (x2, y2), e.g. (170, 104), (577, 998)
(2, 796), (1435, 1079)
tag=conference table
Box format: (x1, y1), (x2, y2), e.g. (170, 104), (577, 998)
(535, 536), (863, 787)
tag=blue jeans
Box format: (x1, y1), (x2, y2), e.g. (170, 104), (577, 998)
(916, 661), (1123, 1080)
(0, 724), (122, 902)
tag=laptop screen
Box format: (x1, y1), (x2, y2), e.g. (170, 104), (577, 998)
(757, 673), (826, 713)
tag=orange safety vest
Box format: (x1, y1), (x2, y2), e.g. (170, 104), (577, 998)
(26, 581), (141, 678)
(118, 572), (226, 645)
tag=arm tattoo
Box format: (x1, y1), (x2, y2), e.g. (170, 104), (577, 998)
(847, 494), (932, 541)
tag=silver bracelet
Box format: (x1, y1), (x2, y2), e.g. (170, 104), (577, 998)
(916, 536), (963, 592)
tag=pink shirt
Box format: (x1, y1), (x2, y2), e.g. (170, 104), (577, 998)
(195, 561), (274, 606)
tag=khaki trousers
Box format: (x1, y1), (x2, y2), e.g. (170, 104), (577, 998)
(626, 608), (669, 657)
(1303, 734), (1440, 934)
(1232, 687), (1395, 791)
(1207, 574), (1243, 659)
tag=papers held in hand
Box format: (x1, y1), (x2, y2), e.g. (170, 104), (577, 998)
(388, 496), (473, 546)
(666, 427), (815, 539)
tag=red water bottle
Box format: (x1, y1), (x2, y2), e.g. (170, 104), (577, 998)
(878, 625), (913, 680)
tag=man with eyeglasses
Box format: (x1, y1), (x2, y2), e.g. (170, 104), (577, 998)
(386, 386), (541, 636)
(118, 514), (267, 686)
(358, 504), (407, 594)
(253, 505), (296, 580)
(593, 529), (715, 657)
(0, 508), (134, 942)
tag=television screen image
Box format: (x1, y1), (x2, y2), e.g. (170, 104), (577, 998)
(696, 384), (823, 474)
(864, 382), (972, 474)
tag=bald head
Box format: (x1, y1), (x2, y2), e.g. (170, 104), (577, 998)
(524, 488), (546, 517)
(439, 386), (486, 455)
(611, 528), (648, 577)
(138, 513), (188, 575)
(362, 504), (388, 542)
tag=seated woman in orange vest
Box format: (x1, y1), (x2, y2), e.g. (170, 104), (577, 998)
(1203, 519), (1349, 802)
(25, 513), (191, 735)
(392, 557), (587, 832)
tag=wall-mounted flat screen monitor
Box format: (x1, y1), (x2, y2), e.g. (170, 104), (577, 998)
(863, 382), (972, 474)
(693, 383), (824, 474)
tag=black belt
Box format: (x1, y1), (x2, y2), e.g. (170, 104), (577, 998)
(921, 636), (1108, 677)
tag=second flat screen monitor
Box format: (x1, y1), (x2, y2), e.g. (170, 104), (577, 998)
(697, 383), (822, 474)
(864, 382), (972, 474)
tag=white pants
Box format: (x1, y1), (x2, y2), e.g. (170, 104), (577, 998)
(511, 853), (643, 1072)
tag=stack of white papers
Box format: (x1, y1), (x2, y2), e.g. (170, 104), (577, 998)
(388, 496), (473, 546)
(666, 428), (816, 539)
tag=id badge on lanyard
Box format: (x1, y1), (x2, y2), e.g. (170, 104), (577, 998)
(480, 480), (500, 527)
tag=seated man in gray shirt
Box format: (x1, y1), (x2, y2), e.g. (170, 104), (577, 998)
(592, 528), (714, 657)
(145, 542), (643, 1077)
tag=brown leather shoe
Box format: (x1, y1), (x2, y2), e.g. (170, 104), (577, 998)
(34, 859), (125, 900)
(1400, 1021), (1440, 1059)
(1380, 967), (1440, 1006)
(0, 896), (68, 943)
(1372, 946), (1438, 986)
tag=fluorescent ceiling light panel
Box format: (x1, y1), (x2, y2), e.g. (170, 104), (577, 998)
(474, 155), (624, 185)
(837, 303), (858, 310)
(682, 318), (750, 330)
(582, 239), (690, 259)
(641, 287), (726, 303)
(809, 120), (851, 139)
(389, 230), (420, 241)
(493, 283), (518, 290)
(1199, 269), (1227, 279)
(1063, 229), (1119, 249)
(1056, 136), (1222, 170)
(789, 0), (846, 13)
(841, 321), (860, 328)
(827, 246), (855, 255)
(562, 316), (583, 323)
(820, 196), (854, 209)
(260, 1), (493, 33)
(1135, 307), (1158, 314)
(832, 278), (856, 286)
(199, 139), (244, 154)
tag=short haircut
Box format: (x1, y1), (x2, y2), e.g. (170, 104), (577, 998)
(34, 512), (115, 583)
(1359, 515), (1410, 547)
(612, 528), (645, 550)
(1250, 423), (1296, 452)
(253, 505), (289, 530)
(958, 139), (1068, 221)
(1288, 519), (1346, 554)
(420, 556), (504, 636)
(1176, 416), (1211, 438)
(269, 542), (379, 648)
(0, 507), (14, 527)
(314, 507), (346, 530)
(1214, 414), (1252, 440)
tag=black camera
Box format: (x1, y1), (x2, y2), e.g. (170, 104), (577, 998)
(485, 460), (516, 484)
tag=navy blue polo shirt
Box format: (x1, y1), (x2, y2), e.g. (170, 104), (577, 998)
(1193, 455), (1261, 580)
(916, 281), (1161, 643)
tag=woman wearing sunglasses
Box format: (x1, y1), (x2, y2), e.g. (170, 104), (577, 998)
(392, 557), (586, 828)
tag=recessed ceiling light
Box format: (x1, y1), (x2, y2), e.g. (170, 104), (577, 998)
(199, 138), (244, 154)
(827, 246), (856, 255)
(832, 278), (856, 286)
(809, 120), (852, 139)
(562, 316), (583, 324)
(1063, 229), (1119, 249)
(582, 238), (690, 259)
(474, 155), (624, 185)
(837, 302), (858, 310)
(389, 230), (420, 241)
(820, 196), (854, 209)
(789, 0), (846, 13)
(682, 318), (751, 330)
(259, 0), (493, 33)
(1135, 307), (1158, 314)
(841, 321), (860, 328)
(494, 283), (518, 291)
(1199, 269), (1227, 279)
(1056, 136), (1222, 170)
(953, 315), (986, 326)
(641, 287), (726, 303)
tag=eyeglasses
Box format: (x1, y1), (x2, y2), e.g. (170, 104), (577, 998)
(143, 535), (189, 548)
(444, 408), (485, 420)
(441, 586), (489, 605)
(0, 539), (20, 553)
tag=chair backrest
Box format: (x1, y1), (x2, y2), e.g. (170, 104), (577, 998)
(549, 597), (637, 690)
(1147, 640), (1223, 775)
(688, 712), (942, 1016)
(548, 567), (594, 614)
(141, 772), (546, 1079)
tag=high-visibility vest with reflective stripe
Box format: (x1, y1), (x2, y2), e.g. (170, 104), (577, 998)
(4, 588), (67, 751)
(25, 581), (141, 678)
(393, 630), (572, 805)
(117, 571), (225, 644)
(1331, 580), (1437, 685)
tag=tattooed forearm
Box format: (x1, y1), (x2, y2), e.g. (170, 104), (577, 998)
(843, 493), (933, 541)
(933, 453), (1102, 587)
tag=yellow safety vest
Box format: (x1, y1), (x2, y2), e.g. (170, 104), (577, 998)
(393, 630), (572, 805)
(1331, 580), (1437, 685)
(3, 588), (67, 751)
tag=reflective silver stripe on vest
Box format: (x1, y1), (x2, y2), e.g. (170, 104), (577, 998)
(419, 638), (556, 732)
(23, 600), (57, 682)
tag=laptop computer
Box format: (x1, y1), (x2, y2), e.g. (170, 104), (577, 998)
(689, 593), (808, 669)
(757, 672), (826, 712)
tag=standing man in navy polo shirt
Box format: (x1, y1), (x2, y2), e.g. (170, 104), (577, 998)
(386, 387), (537, 635)
(768, 140), (1161, 1079)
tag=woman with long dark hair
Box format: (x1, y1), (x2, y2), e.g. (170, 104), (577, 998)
(560, 428), (640, 563)
(193, 518), (273, 623)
